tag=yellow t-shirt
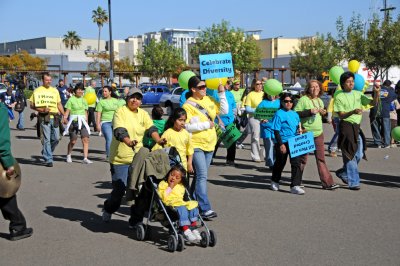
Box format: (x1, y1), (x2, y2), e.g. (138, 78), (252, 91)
(183, 96), (219, 152)
(245, 91), (264, 109)
(29, 86), (61, 113)
(109, 106), (154, 165)
(152, 128), (194, 171)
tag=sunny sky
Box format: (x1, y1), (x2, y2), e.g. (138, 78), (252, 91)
(0, 0), (399, 42)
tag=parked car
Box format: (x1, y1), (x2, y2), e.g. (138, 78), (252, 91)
(159, 87), (184, 114)
(141, 85), (170, 105)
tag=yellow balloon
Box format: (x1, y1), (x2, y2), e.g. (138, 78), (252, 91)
(84, 92), (97, 105)
(348, 60), (360, 73)
(205, 77), (228, 90)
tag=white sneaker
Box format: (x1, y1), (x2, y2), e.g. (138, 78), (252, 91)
(192, 229), (202, 241)
(82, 158), (93, 164)
(270, 181), (279, 191)
(291, 186), (305, 195)
(183, 229), (197, 242)
(102, 210), (111, 222)
(66, 154), (72, 163)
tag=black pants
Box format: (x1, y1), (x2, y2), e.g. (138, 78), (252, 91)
(87, 107), (96, 130)
(212, 120), (239, 162)
(271, 143), (303, 187)
(130, 178), (155, 225)
(0, 195), (27, 233)
(103, 180), (126, 214)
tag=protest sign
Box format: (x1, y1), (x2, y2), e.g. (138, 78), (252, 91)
(288, 132), (315, 158)
(199, 53), (234, 80)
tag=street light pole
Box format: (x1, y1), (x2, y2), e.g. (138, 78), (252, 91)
(108, 0), (114, 83)
(272, 35), (283, 79)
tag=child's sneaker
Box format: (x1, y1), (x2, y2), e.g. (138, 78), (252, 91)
(66, 154), (72, 163)
(290, 186), (305, 195)
(192, 229), (202, 241)
(183, 229), (197, 242)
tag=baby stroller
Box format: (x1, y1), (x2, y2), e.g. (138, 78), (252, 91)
(134, 147), (217, 252)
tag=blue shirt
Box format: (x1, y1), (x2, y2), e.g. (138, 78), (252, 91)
(379, 87), (397, 118)
(57, 85), (69, 106)
(212, 90), (236, 126)
(270, 109), (300, 143)
(258, 99), (280, 139)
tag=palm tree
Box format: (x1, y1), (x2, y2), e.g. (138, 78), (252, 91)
(62, 31), (82, 50)
(92, 6), (109, 52)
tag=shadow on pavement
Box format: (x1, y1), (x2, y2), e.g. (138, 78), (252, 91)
(15, 135), (39, 140)
(360, 172), (400, 188)
(15, 156), (44, 166)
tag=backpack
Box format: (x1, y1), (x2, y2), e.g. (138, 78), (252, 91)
(14, 90), (26, 112)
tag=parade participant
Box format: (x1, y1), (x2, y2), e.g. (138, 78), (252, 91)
(244, 79), (264, 162)
(0, 101), (33, 241)
(143, 105), (166, 150)
(270, 93), (306, 195)
(157, 165), (201, 242)
(56, 79), (70, 108)
(153, 108), (194, 172)
(30, 74), (65, 167)
(257, 92), (280, 168)
(327, 88), (340, 157)
(63, 83), (92, 164)
(95, 86), (122, 159)
(295, 80), (339, 190)
(14, 82), (27, 130)
(102, 88), (166, 222)
(1, 87), (16, 121)
(183, 76), (228, 219)
(84, 80), (97, 132)
(334, 72), (380, 190)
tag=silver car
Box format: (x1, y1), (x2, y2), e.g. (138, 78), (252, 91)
(159, 87), (184, 115)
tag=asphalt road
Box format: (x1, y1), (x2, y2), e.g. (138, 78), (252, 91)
(0, 109), (399, 266)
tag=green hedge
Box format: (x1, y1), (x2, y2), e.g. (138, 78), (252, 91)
(24, 89), (33, 99)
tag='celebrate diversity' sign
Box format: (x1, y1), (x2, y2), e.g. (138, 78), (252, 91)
(199, 53), (234, 80)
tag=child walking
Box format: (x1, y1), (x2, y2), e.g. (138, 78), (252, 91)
(157, 165), (201, 242)
(153, 108), (194, 173)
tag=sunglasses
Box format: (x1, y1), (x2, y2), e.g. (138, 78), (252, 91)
(283, 100), (294, 103)
(196, 85), (207, 90)
(256, 83), (262, 85)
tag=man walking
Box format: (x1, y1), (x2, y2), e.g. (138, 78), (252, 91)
(30, 74), (65, 167)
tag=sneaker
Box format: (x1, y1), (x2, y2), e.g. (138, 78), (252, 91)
(201, 210), (218, 219)
(192, 229), (202, 241)
(382, 145), (391, 149)
(324, 184), (340, 190)
(390, 144), (397, 148)
(66, 154), (72, 163)
(335, 168), (348, 184)
(10, 227), (33, 241)
(290, 186), (305, 195)
(183, 229), (197, 242)
(236, 143), (244, 149)
(270, 181), (279, 191)
(82, 158), (93, 164)
(102, 210), (112, 223)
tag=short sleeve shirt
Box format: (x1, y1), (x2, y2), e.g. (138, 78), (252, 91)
(334, 90), (371, 124)
(65, 96), (88, 116)
(294, 96), (323, 137)
(29, 86), (61, 113)
(270, 109), (300, 143)
(96, 98), (123, 122)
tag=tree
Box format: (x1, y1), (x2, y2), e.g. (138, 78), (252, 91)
(336, 14), (367, 61)
(62, 31), (82, 50)
(136, 39), (186, 83)
(0, 50), (47, 72)
(92, 6), (109, 52)
(87, 52), (110, 79)
(290, 34), (342, 80)
(114, 57), (136, 82)
(191, 20), (261, 76)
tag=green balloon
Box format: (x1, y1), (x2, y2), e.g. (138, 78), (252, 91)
(263, 79), (282, 96)
(392, 126), (400, 142)
(178, 71), (196, 89)
(329, 66), (344, 85)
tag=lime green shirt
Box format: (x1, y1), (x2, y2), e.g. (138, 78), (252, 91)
(294, 96), (323, 137)
(334, 90), (371, 124)
(231, 88), (245, 104)
(65, 96), (88, 116)
(84, 86), (96, 107)
(96, 98), (124, 122)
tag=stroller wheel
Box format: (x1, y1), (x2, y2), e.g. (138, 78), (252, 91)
(135, 224), (146, 241)
(176, 234), (185, 252)
(167, 235), (177, 252)
(209, 230), (217, 247)
(200, 231), (209, 248)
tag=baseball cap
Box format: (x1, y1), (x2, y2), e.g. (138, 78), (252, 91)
(126, 88), (143, 98)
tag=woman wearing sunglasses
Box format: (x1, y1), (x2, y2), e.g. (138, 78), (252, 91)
(294, 80), (339, 190)
(270, 93), (306, 195)
(183, 76), (228, 219)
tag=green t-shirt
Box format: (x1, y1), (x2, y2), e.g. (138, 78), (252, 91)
(84, 86), (96, 107)
(231, 88), (245, 104)
(334, 90), (371, 124)
(294, 96), (323, 137)
(65, 96), (88, 116)
(142, 119), (166, 149)
(95, 98), (123, 122)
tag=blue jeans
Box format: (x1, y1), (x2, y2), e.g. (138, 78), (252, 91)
(191, 148), (213, 213)
(339, 135), (363, 187)
(41, 118), (60, 163)
(263, 138), (275, 167)
(16, 111), (24, 129)
(382, 117), (391, 147)
(328, 117), (340, 152)
(104, 164), (130, 214)
(101, 122), (113, 157)
(175, 206), (199, 226)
